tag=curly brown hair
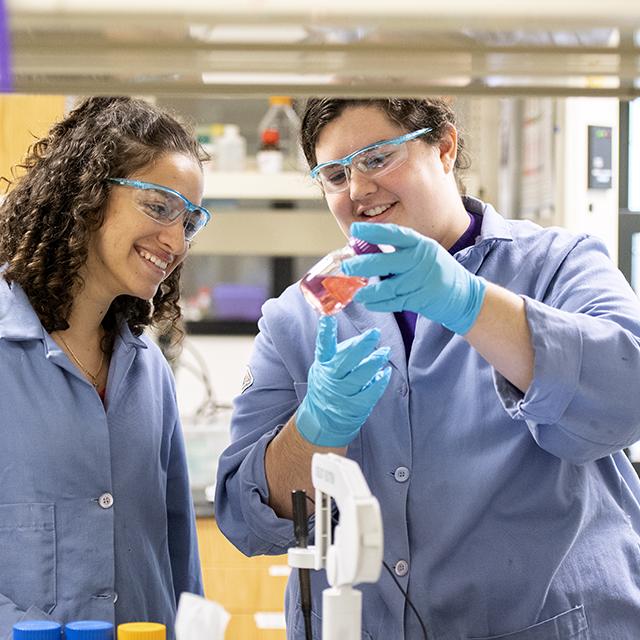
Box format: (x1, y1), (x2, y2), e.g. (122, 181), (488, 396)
(0, 96), (207, 347)
(301, 97), (471, 194)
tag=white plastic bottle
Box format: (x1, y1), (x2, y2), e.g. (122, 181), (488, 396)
(257, 96), (305, 171)
(216, 124), (247, 172)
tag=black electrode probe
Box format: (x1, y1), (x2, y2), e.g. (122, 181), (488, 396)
(292, 489), (313, 640)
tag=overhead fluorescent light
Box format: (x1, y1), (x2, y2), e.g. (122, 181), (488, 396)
(485, 75), (620, 88)
(201, 72), (334, 85)
(190, 24), (308, 44)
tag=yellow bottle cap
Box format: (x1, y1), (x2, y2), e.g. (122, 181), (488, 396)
(117, 622), (166, 640)
(209, 123), (225, 138)
(269, 96), (292, 106)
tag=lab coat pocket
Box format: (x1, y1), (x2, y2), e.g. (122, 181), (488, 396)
(293, 382), (308, 402)
(468, 604), (589, 639)
(289, 607), (373, 640)
(0, 503), (56, 614)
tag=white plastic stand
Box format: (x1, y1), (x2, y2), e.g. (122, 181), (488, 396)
(287, 453), (383, 640)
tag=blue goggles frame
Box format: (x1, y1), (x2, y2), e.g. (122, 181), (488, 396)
(107, 177), (212, 241)
(310, 127), (433, 181)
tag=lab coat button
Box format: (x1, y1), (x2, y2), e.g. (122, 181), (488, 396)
(98, 493), (114, 509)
(399, 384), (408, 396)
(394, 466), (410, 482)
(394, 560), (409, 577)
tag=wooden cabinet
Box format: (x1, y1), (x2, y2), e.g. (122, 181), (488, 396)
(196, 517), (288, 640)
(0, 94), (66, 185)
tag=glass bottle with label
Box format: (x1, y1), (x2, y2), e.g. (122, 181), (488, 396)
(257, 96), (305, 171)
(256, 128), (283, 174)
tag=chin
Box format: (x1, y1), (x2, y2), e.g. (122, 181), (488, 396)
(127, 285), (160, 301)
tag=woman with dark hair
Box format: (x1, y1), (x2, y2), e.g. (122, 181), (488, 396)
(0, 96), (211, 637)
(216, 98), (640, 639)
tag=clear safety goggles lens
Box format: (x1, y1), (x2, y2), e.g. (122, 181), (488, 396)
(130, 189), (209, 242)
(316, 141), (410, 194)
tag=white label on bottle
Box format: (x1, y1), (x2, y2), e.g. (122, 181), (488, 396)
(256, 150), (284, 174)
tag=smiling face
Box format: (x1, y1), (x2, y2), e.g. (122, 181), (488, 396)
(314, 105), (470, 249)
(84, 151), (204, 304)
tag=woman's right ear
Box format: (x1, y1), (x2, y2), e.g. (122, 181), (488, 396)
(438, 124), (458, 174)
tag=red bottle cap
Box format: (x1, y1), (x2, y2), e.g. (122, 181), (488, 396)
(261, 128), (280, 145)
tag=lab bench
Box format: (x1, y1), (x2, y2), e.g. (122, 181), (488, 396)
(196, 517), (288, 639)
(185, 406), (289, 638)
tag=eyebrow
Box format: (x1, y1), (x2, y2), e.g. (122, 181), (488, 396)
(321, 134), (402, 164)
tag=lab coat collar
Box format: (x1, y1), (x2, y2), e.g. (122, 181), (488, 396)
(344, 298), (409, 380)
(0, 276), (146, 351)
(456, 196), (514, 274)
(462, 195), (514, 244)
(0, 277), (45, 340)
(115, 321), (147, 352)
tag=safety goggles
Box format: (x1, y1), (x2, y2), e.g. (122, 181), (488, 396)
(107, 178), (212, 242)
(310, 127), (432, 194)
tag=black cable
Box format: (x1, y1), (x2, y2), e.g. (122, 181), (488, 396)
(381, 560), (429, 640)
(292, 490), (314, 640)
(304, 493), (429, 640)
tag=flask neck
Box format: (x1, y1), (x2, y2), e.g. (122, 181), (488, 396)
(348, 237), (382, 255)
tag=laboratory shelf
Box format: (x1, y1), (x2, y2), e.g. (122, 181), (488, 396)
(8, 0), (640, 97)
(203, 170), (321, 201)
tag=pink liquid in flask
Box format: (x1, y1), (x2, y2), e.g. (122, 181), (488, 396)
(300, 238), (381, 315)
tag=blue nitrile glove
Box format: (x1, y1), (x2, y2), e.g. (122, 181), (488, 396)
(342, 222), (486, 335)
(296, 314), (392, 447)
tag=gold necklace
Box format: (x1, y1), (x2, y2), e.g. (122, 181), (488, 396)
(54, 332), (105, 390)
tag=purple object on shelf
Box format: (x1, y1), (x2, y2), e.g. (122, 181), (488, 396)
(0, 0), (12, 92)
(212, 283), (268, 321)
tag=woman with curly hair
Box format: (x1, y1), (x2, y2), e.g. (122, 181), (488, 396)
(0, 96), (211, 637)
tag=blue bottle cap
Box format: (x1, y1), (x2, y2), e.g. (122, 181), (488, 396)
(65, 621), (114, 640)
(349, 237), (382, 255)
(12, 621), (62, 640)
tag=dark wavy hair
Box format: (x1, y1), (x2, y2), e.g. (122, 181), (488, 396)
(301, 97), (471, 194)
(0, 96), (206, 347)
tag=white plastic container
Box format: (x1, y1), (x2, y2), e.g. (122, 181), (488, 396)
(216, 124), (247, 172)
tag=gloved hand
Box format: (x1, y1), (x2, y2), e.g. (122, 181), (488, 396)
(296, 314), (392, 447)
(342, 222), (486, 335)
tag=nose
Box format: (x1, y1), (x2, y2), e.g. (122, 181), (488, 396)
(158, 216), (188, 255)
(348, 167), (377, 201)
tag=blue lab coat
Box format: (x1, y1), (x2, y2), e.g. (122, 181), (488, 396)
(0, 278), (202, 640)
(216, 198), (640, 639)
